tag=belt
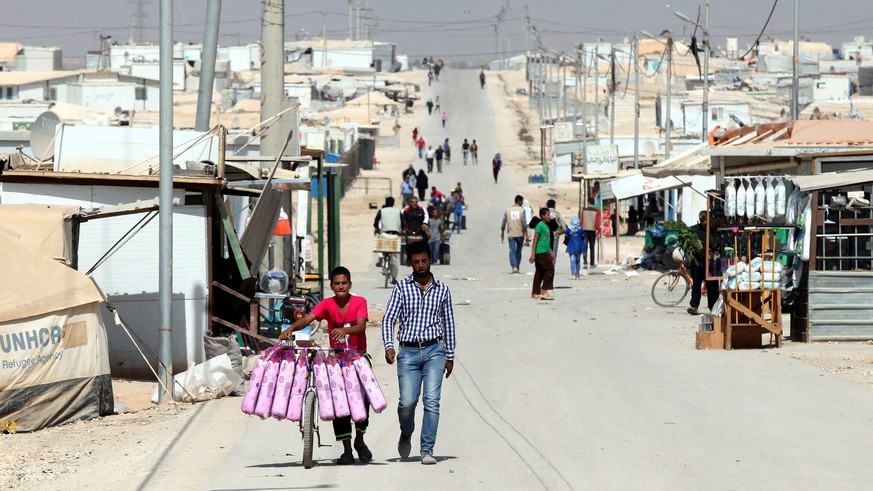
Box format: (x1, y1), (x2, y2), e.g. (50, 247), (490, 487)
(399, 337), (441, 349)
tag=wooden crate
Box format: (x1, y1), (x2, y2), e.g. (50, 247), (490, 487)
(372, 235), (401, 252)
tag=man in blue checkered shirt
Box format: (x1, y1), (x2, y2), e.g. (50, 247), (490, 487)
(382, 240), (456, 466)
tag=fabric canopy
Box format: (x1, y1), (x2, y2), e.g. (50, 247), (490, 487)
(601, 171), (694, 201)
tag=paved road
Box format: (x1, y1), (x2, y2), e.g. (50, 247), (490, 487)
(202, 70), (873, 490)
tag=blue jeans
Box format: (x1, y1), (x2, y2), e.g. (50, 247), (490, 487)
(453, 211), (463, 232)
(569, 253), (581, 276)
(429, 240), (441, 264)
(397, 342), (446, 454)
(508, 236), (523, 269)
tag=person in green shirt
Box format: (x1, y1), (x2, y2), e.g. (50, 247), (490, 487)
(529, 207), (556, 300)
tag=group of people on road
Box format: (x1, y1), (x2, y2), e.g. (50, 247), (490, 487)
(281, 239), (456, 467)
(500, 196), (602, 300)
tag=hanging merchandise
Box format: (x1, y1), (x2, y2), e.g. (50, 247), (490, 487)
(765, 177), (776, 219)
(241, 347), (273, 415)
(327, 355), (351, 418)
(775, 177), (787, 215)
(736, 178), (747, 217)
(725, 178), (737, 217)
(785, 186), (800, 224)
(754, 178), (766, 216)
(270, 348), (297, 420)
(342, 356), (368, 423)
(286, 349), (310, 422)
(352, 355), (388, 413)
(312, 351), (335, 421)
(254, 350), (281, 419)
(745, 178), (756, 219)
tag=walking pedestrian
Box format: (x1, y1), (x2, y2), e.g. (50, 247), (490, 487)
(400, 176), (415, 207)
(381, 240), (456, 466)
(501, 195), (529, 274)
(412, 127), (418, 146)
(425, 146), (435, 173)
(530, 207), (555, 300)
(427, 207), (445, 265)
(426, 98), (434, 115)
(434, 96), (441, 112)
(429, 186), (445, 209)
(441, 112), (447, 128)
(415, 169), (429, 201)
(547, 199), (567, 263)
(470, 139), (478, 164)
(279, 266), (373, 465)
(491, 153), (502, 183)
(416, 136), (426, 159)
(479, 69), (486, 89)
(434, 145), (444, 173)
(581, 201), (598, 268)
(442, 138), (451, 163)
(687, 211), (719, 315)
(564, 216), (586, 280)
(450, 191), (465, 234)
(461, 139), (470, 165)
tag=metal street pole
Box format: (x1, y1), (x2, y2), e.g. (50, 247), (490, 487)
(665, 37), (673, 160)
(634, 37), (640, 169)
(157, 0), (174, 403)
(195, 0), (221, 132)
(702, 0), (710, 140)
(792, 0), (799, 120)
(581, 45), (588, 167)
(609, 46), (616, 145)
(594, 50), (600, 145)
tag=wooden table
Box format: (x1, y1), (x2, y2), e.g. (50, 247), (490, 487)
(722, 289), (783, 349)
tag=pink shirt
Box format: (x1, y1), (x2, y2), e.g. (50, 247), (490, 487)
(310, 295), (369, 351)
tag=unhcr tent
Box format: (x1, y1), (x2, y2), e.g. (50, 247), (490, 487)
(0, 228), (113, 432)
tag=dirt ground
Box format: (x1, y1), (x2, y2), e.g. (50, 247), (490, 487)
(4, 67), (873, 489)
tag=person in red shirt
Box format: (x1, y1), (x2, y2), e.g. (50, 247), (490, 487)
(279, 266), (372, 465)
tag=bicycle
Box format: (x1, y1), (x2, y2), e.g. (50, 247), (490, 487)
(259, 294), (320, 335)
(374, 233), (401, 288)
(651, 261), (692, 307)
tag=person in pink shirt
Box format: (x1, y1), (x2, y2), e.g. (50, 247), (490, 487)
(280, 266), (373, 465)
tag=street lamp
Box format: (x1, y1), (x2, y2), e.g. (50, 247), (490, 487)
(641, 30), (673, 159)
(674, 2), (710, 141)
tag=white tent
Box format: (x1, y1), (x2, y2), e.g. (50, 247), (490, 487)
(0, 227), (113, 432)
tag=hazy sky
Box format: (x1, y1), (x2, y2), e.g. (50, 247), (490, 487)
(4, 0), (872, 65)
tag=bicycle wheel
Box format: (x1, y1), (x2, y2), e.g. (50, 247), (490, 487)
(383, 264), (390, 288)
(302, 390), (317, 469)
(651, 271), (690, 307)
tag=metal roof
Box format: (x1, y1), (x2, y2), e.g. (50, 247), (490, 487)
(790, 169), (873, 191)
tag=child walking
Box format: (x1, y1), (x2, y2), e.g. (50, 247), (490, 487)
(564, 216), (586, 280)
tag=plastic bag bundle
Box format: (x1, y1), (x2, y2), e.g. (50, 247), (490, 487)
(760, 260), (784, 274)
(762, 281), (780, 290)
(327, 356), (351, 418)
(725, 178), (737, 217)
(775, 177), (787, 215)
(254, 352), (281, 419)
(241, 353), (270, 415)
(765, 178), (776, 219)
(342, 360), (368, 423)
(745, 178), (756, 219)
(785, 187), (800, 224)
(739, 271), (762, 282)
(312, 351), (335, 421)
(754, 179), (766, 216)
(738, 281), (761, 291)
(724, 261), (747, 278)
(286, 350), (310, 422)
(736, 179), (747, 217)
(749, 257), (763, 272)
(352, 355), (388, 413)
(270, 349), (297, 420)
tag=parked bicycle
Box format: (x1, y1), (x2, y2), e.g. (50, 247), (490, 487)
(650, 261), (692, 307)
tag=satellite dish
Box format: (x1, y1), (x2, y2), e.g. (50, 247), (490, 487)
(643, 141), (656, 158)
(114, 106), (123, 117)
(30, 111), (61, 162)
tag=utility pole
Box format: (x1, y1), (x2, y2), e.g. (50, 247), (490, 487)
(195, 0), (221, 132)
(609, 46), (616, 145)
(581, 45), (588, 158)
(261, 0), (284, 270)
(322, 12), (328, 67)
(157, 0), (174, 403)
(791, 0), (799, 120)
(702, 0), (710, 140)
(665, 37), (673, 159)
(594, 49), (600, 145)
(348, 1), (353, 40)
(634, 36), (640, 169)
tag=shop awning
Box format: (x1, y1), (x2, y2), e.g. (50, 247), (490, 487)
(642, 143), (711, 178)
(601, 170), (695, 201)
(790, 169), (873, 191)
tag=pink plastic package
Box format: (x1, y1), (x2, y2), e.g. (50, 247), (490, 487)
(240, 356), (268, 415)
(270, 348), (297, 420)
(352, 356), (387, 413)
(254, 353), (280, 419)
(312, 352), (335, 421)
(327, 356), (350, 418)
(342, 360), (367, 423)
(286, 350), (310, 422)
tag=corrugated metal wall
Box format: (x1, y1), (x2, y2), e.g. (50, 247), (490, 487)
(808, 271), (873, 340)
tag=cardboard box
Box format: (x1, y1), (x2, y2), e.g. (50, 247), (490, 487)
(696, 331), (725, 350)
(372, 235), (401, 252)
